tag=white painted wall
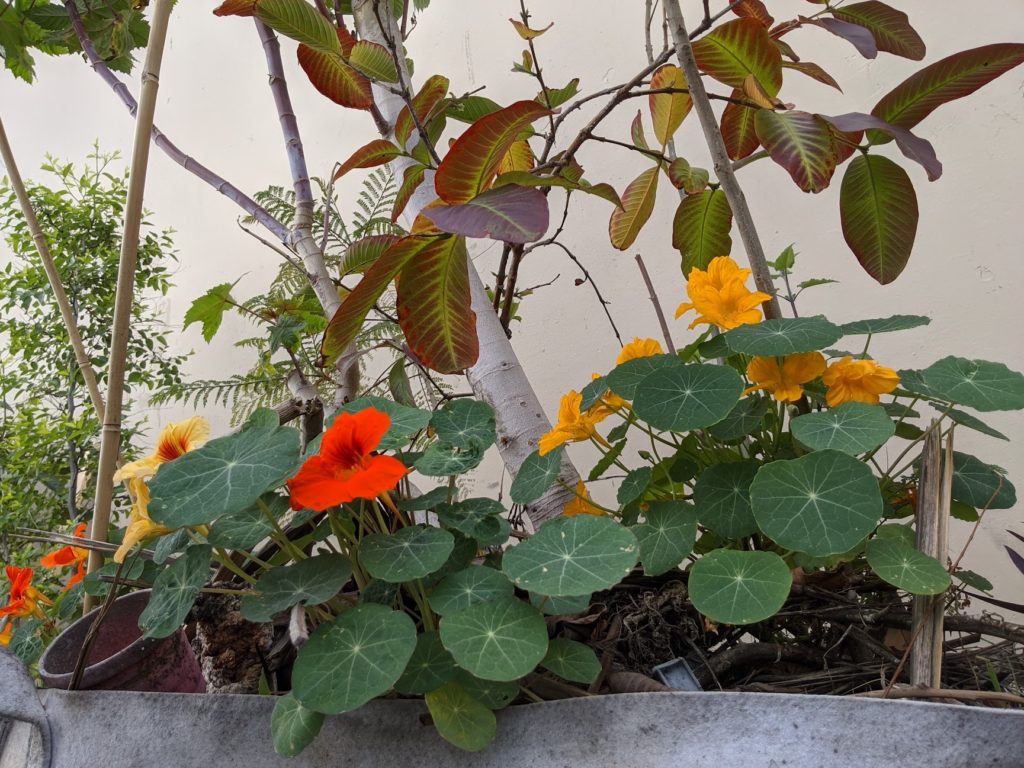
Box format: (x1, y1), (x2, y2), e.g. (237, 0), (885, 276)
(2, 1), (1022, 603)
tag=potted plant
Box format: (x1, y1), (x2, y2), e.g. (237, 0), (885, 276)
(2, 0), (1024, 764)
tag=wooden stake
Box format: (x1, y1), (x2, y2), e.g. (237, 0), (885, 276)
(86, 0), (175, 609)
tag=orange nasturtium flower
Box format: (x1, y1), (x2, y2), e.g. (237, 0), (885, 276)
(745, 352), (827, 403)
(0, 566), (52, 621)
(113, 416), (210, 482)
(564, 481), (605, 517)
(113, 478), (172, 564)
(288, 408), (409, 512)
(539, 391), (607, 456)
(0, 620), (12, 647)
(675, 256), (772, 331)
(822, 356), (900, 407)
(41, 522), (89, 591)
(616, 337), (664, 365)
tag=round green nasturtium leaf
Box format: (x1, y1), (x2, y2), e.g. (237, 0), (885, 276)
(151, 529), (192, 565)
(874, 523), (915, 548)
(437, 498), (509, 547)
(510, 447), (563, 505)
(138, 545), (212, 639)
(580, 376), (610, 411)
(425, 682), (497, 752)
(751, 450), (883, 556)
(708, 396), (770, 442)
(605, 354), (684, 400)
(631, 500), (697, 576)
(723, 316), (842, 356)
(950, 451), (1016, 510)
(917, 357), (1024, 412)
(331, 395), (433, 451)
(943, 407), (1009, 441)
(360, 525), (455, 583)
(292, 604), (416, 714)
(439, 598), (549, 681)
(866, 539), (951, 595)
(271, 693), (324, 758)
(632, 364), (744, 432)
(840, 314), (930, 335)
(954, 569), (993, 592)
(149, 424), (301, 528)
(502, 515), (638, 596)
(359, 579), (399, 607)
(206, 494), (282, 550)
(414, 442), (485, 476)
(430, 399), (497, 451)
(791, 402), (895, 455)
(688, 549), (792, 625)
(693, 461), (760, 539)
(394, 631), (457, 695)
(529, 591), (591, 616)
(617, 466), (653, 506)
(541, 638), (601, 684)
(240, 553), (352, 622)
(428, 566), (514, 616)
(453, 670), (520, 710)
(423, 532), (480, 588)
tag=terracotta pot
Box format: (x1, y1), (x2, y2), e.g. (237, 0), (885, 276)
(37, 589), (205, 694)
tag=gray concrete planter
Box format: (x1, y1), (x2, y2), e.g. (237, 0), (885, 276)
(3, 651), (1022, 768)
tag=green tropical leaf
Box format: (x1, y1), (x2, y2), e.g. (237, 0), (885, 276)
(839, 154), (917, 284)
(183, 282), (237, 342)
(688, 549), (792, 625)
(672, 190), (733, 274)
(751, 450), (883, 556)
(332, 139), (404, 183)
(347, 40), (399, 82)
(721, 95), (760, 159)
(631, 500), (697, 576)
(510, 448), (563, 505)
(693, 461), (760, 539)
(692, 17), (783, 94)
(138, 545), (212, 639)
(425, 683), (497, 752)
(439, 598), (548, 681)
(950, 452), (1016, 510)
(256, 0), (340, 52)
(240, 553), (352, 622)
(271, 694), (324, 758)
(360, 526), (455, 582)
(866, 539), (950, 595)
(502, 516), (638, 596)
(791, 402), (895, 455)
(609, 166), (659, 250)
(395, 74), (450, 147)
(428, 566), (514, 616)
(292, 604), (416, 713)
(394, 631), (457, 695)
(754, 110), (839, 193)
(918, 357), (1024, 412)
(666, 158), (710, 194)
(632, 364), (744, 432)
(832, 2), (925, 60)
(541, 638), (601, 684)
(649, 64), (692, 145)
(723, 316), (843, 356)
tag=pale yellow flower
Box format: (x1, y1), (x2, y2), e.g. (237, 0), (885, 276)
(744, 352), (826, 403)
(564, 481), (605, 517)
(113, 416), (210, 482)
(675, 256), (771, 330)
(822, 357), (900, 407)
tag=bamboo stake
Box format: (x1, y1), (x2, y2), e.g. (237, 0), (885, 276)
(86, 0), (175, 608)
(0, 116), (106, 420)
(661, 0), (783, 320)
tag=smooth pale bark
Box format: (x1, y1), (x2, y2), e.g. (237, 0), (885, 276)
(352, 0), (578, 525)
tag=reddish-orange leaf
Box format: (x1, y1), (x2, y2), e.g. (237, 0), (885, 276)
(213, 0), (256, 17)
(297, 29), (373, 111)
(783, 61), (843, 92)
(649, 64), (692, 146)
(754, 110), (839, 193)
(693, 17), (783, 95)
(397, 236), (478, 374)
(332, 140), (403, 183)
(720, 93), (760, 160)
(395, 74), (450, 149)
(832, 1), (925, 60)
(731, 0), (774, 28)
(509, 18), (553, 40)
(608, 166), (659, 251)
(496, 140), (535, 175)
(630, 110), (650, 151)
(434, 100), (551, 204)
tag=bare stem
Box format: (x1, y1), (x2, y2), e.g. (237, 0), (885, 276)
(635, 254), (676, 353)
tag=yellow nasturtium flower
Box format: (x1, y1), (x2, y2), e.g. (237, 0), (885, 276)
(539, 391), (606, 456)
(616, 337), (664, 365)
(822, 357), (900, 407)
(675, 256), (772, 330)
(587, 372), (629, 421)
(0, 620), (12, 647)
(113, 416), (210, 482)
(564, 481), (605, 517)
(745, 352), (827, 403)
(113, 478), (172, 564)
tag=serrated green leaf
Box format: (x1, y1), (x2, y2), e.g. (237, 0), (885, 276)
(866, 539), (950, 595)
(394, 631), (457, 694)
(271, 694), (324, 758)
(360, 526), (455, 582)
(688, 549), (792, 625)
(632, 500), (697, 576)
(510, 448), (563, 504)
(439, 598), (548, 681)
(183, 282), (236, 343)
(241, 553), (352, 622)
(138, 545), (212, 639)
(425, 682), (497, 752)
(791, 402), (895, 455)
(541, 638), (601, 684)
(428, 566), (514, 616)
(723, 316), (843, 356)
(693, 461), (760, 539)
(632, 364), (744, 432)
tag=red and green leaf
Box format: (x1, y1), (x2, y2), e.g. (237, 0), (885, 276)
(672, 190), (733, 274)
(496, 140), (535, 175)
(421, 185), (549, 244)
(666, 158), (709, 195)
(754, 110), (839, 193)
(321, 235), (439, 364)
(720, 95), (760, 160)
(609, 166), (659, 250)
(213, 0), (256, 16)
(493, 171), (622, 209)
(832, 1), (924, 60)
(392, 164), (427, 223)
(821, 113), (940, 180)
(541, 78), (580, 109)
(692, 17), (783, 95)
(649, 64), (692, 146)
(297, 33), (373, 110)
(340, 234), (401, 277)
(332, 139), (404, 182)
(839, 154), (918, 285)
(446, 96), (503, 124)
(731, 0), (774, 28)
(783, 61), (842, 92)
(256, 0), (339, 53)
(435, 100), (551, 204)
(871, 44), (1024, 140)
(809, 17), (878, 59)
(631, 110), (650, 151)
(395, 74), (450, 148)
(348, 40), (399, 82)
(397, 236), (478, 373)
